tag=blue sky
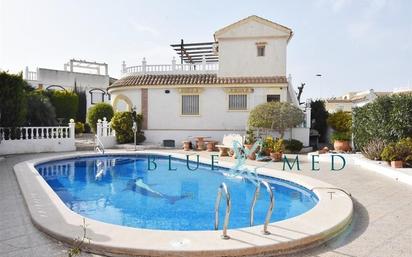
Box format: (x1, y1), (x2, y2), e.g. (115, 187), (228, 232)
(1, 0), (411, 99)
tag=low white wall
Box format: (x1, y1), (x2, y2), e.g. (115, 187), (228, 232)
(0, 139), (75, 155)
(99, 136), (116, 149)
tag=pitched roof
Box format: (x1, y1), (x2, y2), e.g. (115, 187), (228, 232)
(214, 15), (293, 41)
(109, 74), (287, 88)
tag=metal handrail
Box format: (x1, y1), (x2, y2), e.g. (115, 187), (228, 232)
(249, 183), (260, 226)
(262, 181), (274, 234)
(214, 182), (231, 239)
(95, 135), (105, 154)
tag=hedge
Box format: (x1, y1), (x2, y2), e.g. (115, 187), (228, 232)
(111, 111), (145, 144)
(47, 90), (79, 124)
(353, 93), (412, 149)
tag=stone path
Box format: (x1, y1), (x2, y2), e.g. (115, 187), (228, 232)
(1, 151), (411, 257)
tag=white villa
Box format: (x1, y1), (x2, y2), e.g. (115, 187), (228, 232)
(108, 15), (311, 145)
(24, 59), (114, 112)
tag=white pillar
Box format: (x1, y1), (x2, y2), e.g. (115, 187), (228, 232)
(142, 57), (147, 73)
(25, 66), (29, 80)
(102, 117), (108, 137)
(172, 57), (176, 71)
(121, 61), (126, 74)
(201, 55), (206, 70)
(70, 60), (73, 72)
(69, 119), (75, 139)
(96, 119), (102, 137)
(305, 107), (312, 128)
(105, 63), (108, 76)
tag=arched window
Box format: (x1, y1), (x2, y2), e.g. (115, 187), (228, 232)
(89, 88), (106, 104)
(46, 85), (67, 91)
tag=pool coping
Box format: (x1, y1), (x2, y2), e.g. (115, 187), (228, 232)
(14, 151), (353, 257)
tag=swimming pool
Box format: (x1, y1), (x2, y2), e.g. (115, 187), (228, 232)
(35, 154), (318, 231)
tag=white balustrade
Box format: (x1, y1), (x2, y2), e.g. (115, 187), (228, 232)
(121, 57), (218, 77)
(0, 120), (76, 154)
(96, 118), (116, 149)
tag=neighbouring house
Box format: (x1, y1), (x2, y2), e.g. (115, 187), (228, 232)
(24, 59), (115, 117)
(108, 15), (311, 145)
(325, 89), (390, 113)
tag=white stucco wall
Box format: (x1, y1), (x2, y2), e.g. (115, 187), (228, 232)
(217, 38), (287, 77)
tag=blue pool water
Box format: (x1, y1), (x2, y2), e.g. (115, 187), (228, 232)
(35, 155), (318, 231)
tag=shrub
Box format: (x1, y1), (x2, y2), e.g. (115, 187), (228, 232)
(244, 129), (255, 144)
(74, 85), (87, 123)
(331, 131), (351, 142)
(273, 138), (284, 152)
(284, 139), (303, 153)
(381, 138), (412, 165)
(25, 91), (57, 126)
(327, 111), (351, 132)
(248, 102), (304, 138)
(361, 139), (386, 160)
(47, 90), (79, 123)
(87, 103), (114, 132)
(311, 100), (329, 142)
(75, 122), (85, 134)
(111, 111), (145, 144)
(84, 123), (91, 133)
(353, 94), (412, 149)
(0, 71), (30, 127)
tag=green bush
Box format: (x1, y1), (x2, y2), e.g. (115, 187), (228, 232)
(0, 72), (30, 127)
(327, 111), (351, 132)
(75, 122), (85, 134)
(353, 94), (412, 149)
(111, 111), (145, 144)
(87, 103), (114, 132)
(248, 102), (304, 138)
(47, 90), (79, 124)
(381, 138), (412, 165)
(74, 85), (87, 123)
(25, 91), (57, 126)
(311, 100), (329, 142)
(284, 139), (303, 153)
(361, 139), (386, 160)
(331, 131), (351, 142)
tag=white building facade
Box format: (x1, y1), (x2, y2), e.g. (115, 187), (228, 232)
(108, 16), (311, 145)
(24, 59), (113, 114)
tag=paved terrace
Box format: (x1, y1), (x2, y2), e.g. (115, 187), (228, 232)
(0, 150), (411, 257)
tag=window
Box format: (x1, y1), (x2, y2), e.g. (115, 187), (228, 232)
(267, 94), (280, 102)
(229, 94), (247, 110)
(89, 89), (105, 104)
(182, 95), (199, 115)
(257, 45), (265, 57)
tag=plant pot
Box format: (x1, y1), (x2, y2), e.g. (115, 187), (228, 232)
(391, 160), (403, 168)
(244, 144), (256, 160)
(263, 148), (272, 156)
(270, 152), (283, 162)
(333, 140), (351, 152)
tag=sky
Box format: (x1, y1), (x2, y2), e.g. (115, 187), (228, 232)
(1, 0), (411, 100)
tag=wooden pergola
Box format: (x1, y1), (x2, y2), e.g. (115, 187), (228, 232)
(170, 39), (218, 64)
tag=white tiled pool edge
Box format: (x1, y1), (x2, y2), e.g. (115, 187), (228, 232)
(14, 151), (353, 257)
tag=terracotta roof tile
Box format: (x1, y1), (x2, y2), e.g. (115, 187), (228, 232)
(109, 74), (287, 88)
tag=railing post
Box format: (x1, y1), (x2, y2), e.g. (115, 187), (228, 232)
(102, 117), (108, 137)
(69, 119), (75, 139)
(202, 55), (206, 70)
(96, 119), (102, 138)
(305, 107), (311, 128)
(172, 57), (176, 71)
(25, 66), (29, 80)
(142, 57), (147, 73)
(121, 61), (126, 74)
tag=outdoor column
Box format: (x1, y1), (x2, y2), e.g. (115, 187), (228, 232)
(69, 119), (75, 139)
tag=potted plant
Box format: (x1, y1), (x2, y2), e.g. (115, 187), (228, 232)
(270, 138), (284, 161)
(262, 136), (274, 156)
(381, 143), (404, 168)
(331, 131), (352, 152)
(327, 111), (352, 152)
(244, 129), (256, 160)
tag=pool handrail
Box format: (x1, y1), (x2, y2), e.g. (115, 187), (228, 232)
(214, 182), (231, 239)
(262, 181), (274, 234)
(95, 135), (105, 154)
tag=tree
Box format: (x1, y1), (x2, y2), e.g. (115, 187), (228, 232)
(310, 100), (329, 142)
(74, 83), (87, 123)
(87, 103), (114, 132)
(0, 71), (31, 127)
(248, 102), (304, 138)
(25, 91), (57, 126)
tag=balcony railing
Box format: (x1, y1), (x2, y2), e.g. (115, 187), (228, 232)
(121, 57), (218, 77)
